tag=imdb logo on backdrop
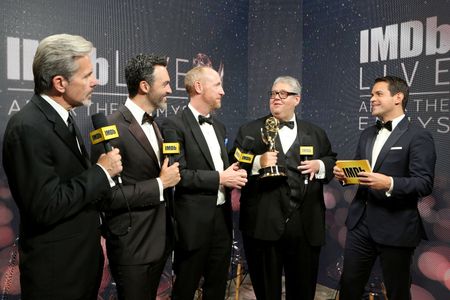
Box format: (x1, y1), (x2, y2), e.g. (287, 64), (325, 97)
(1, 36), (206, 118)
(357, 16), (450, 134)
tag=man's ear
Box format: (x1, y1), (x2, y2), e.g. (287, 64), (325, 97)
(294, 95), (301, 107)
(394, 92), (404, 106)
(193, 80), (202, 94)
(139, 80), (150, 94)
(52, 75), (67, 93)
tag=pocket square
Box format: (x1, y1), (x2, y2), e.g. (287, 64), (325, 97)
(390, 146), (402, 150)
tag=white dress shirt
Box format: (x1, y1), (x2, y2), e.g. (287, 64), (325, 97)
(371, 114), (405, 196)
(188, 104), (226, 205)
(125, 98), (164, 201)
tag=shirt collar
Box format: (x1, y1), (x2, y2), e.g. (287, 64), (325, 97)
(377, 114), (405, 131)
(188, 103), (210, 125)
(125, 98), (148, 124)
(40, 94), (70, 125)
(278, 115), (297, 131)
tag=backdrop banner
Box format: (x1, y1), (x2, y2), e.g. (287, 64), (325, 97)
(0, 1), (448, 299)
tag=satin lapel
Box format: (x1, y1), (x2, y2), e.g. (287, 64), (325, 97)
(212, 121), (229, 168)
(373, 118), (409, 171)
(296, 120), (310, 197)
(32, 96), (88, 168)
(120, 106), (160, 167)
(365, 127), (377, 166)
(183, 109), (215, 170)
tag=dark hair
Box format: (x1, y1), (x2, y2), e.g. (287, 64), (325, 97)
(374, 76), (409, 110)
(125, 54), (167, 98)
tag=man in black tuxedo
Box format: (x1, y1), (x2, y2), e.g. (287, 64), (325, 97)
(91, 54), (180, 300)
(231, 76), (336, 300)
(334, 76), (436, 300)
(2, 34), (122, 300)
(161, 66), (247, 300)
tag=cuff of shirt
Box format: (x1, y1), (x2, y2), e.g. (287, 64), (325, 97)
(315, 160), (326, 179)
(96, 163), (116, 188)
(156, 177), (165, 202)
(251, 155), (262, 175)
(385, 177), (394, 197)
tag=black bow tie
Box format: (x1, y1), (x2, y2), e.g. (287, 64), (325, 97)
(376, 120), (392, 132)
(142, 113), (154, 124)
(198, 115), (213, 125)
(279, 121), (295, 129)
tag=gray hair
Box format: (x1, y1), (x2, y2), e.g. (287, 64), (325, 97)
(273, 76), (302, 95)
(33, 34), (93, 94)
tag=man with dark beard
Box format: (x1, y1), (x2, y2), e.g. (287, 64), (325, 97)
(91, 54), (180, 300)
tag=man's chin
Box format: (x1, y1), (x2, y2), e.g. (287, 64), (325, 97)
(82, 99), (92, 107)
(158, 102), (168, 110)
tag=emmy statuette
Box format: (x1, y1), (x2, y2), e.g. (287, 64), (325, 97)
(259, 117), (287, 182)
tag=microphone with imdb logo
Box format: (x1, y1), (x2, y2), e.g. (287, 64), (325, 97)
(234, 136), (255, 172)
(299, 135), (314, 185)
(90, 113), (122, 183)
(162, 129), (180, 166)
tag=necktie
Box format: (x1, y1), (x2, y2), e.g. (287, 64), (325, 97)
(67, 113), (89, 160)
(375, 120), (392, 132)
(198, 115), (213, 125)
(279, 121), (295, 129)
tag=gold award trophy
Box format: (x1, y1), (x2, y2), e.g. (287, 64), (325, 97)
(259, 117), (287, 181)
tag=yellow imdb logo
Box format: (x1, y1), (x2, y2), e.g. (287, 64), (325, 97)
(163, 143), (180, 154)
(90, 125), (119, 145)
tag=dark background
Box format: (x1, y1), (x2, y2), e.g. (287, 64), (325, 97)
(1, 0), (448, 299)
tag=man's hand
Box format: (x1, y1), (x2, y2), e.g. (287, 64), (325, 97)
(298, 159), (320, 181)
(333, 165), (346, 181)
(358, 171), (391, 191)
(220, 162), (248, 189)
(97, 148), (123, 177)
(160, 158), (181, 188)
(260, 151), (278, 168)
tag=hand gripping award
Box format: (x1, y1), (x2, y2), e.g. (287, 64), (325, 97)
(259, 116), (287, 181)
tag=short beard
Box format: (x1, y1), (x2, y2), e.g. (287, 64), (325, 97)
(82, 98), (92, 107)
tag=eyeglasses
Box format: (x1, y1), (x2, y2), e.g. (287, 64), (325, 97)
(268, 90), (298, 99)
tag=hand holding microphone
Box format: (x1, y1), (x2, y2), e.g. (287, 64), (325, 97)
(90, 113), (123, 180)
(297, 136), (317, 185)
(160, 129), (181, 188)
(234, 136), (256, 172)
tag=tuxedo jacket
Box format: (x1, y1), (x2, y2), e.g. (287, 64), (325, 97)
(161, 108), (232, 251)
(2, 95), (111, 299)
(231, 115), (336, 246)
(346, 117), (436, 247)
(91, 105), (170, 265)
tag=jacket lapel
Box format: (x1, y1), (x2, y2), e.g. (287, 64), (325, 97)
(32, 95), (89, 168)
(183, 109), (216, 170)
(373, 117), (409, 171)
(212, 121), (229, 168)
(120, 106), (160, 167)
(365, 127), (377, 166)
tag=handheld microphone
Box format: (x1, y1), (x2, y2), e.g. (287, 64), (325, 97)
(90, 113), (122, 184)
(162, 129), (180, 166)
(234, 136), (255, 170)
(299, 136), (314, 185)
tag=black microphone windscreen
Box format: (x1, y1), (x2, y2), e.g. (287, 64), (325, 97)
(242, 136), (255, 151)
(301, 135), (313, 146)
(164, 129), (178, 143)
(92, 113), (109, 129)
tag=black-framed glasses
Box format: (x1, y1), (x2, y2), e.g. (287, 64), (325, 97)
(268, 90), (298, 99)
